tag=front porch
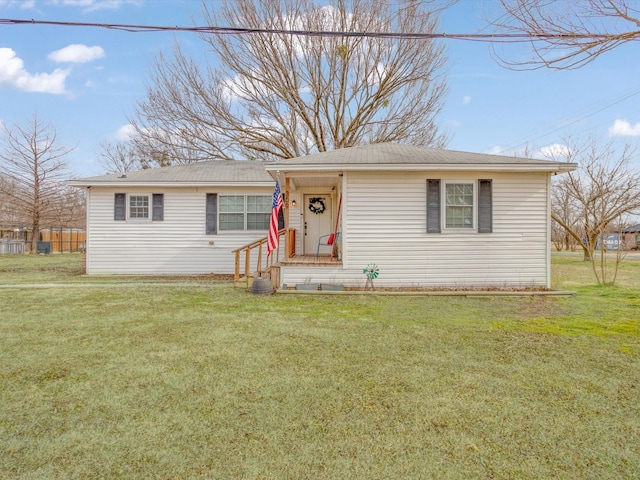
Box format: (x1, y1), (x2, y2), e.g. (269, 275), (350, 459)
(281, 254), (341, 266)
(234, 168), (344, 289)
(232, 229), (342, 289)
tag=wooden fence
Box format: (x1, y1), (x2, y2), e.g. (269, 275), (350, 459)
(0, 227), (86, 254)
(39, 228), (86, 253)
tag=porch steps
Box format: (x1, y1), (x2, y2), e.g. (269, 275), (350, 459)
(235, 266), (279, 290)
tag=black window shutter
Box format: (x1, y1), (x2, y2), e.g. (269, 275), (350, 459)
(426, 179), (441, 233)
(206, 193), (217, 234)
(478, 179), (493, 233)
(114, 193), (126, 221)
(152, 194), (164, 221)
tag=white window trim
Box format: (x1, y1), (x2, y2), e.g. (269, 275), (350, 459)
(442, 181), (476, 232)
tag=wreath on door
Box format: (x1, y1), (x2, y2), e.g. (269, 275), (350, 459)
(308, 197), (326, 215)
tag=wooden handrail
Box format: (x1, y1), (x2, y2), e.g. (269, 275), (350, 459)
(232, 229), (288, 282)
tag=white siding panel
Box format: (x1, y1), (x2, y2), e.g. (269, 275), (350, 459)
(86, 186), (273, 275)
(286, 171), (552, 288)
(86, 170), (553, 287)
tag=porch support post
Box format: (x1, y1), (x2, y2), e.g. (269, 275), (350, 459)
(285, 176), (291, 258)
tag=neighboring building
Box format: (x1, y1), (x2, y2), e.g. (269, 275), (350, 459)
(69, 143), (577, 289)
(621, 224), (640, 250)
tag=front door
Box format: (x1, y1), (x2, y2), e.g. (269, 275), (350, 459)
(304, 194), (332, 255)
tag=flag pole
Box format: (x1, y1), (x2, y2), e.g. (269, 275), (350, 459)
(267, 173), (283, 258)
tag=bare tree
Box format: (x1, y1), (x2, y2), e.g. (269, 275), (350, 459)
(551, 174), (582, 251)
(0, 114), (75, 251)
(47, 186), (86, 229)
(132, 0), (449, 164)
(492, 0), (640, 69)
(547, 139), (640, 285)
(96, 140), (141, 174)
(0, 176), (21, 228)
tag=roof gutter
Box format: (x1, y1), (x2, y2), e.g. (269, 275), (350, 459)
(265, 163), (578, 174)
(67, 181), (276, 188)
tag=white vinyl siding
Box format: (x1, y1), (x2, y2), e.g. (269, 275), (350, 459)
(86, 187), (273, 275)
(280, 170), (553, 289)
(85, 171), (553, 287)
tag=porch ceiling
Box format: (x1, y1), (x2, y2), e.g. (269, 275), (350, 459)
(287, 175), (341, 190)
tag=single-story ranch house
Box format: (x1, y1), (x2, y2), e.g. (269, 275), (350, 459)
(69, 143), (577, 289)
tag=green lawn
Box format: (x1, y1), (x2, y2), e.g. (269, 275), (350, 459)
(1, 253), (639, 479)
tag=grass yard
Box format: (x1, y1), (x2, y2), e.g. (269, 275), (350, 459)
(0, 253), (639, 479)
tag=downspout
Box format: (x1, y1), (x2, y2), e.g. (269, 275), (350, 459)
(285, 176), (290, 258)
(84, 187), (91, 274)
(546, 174), (552, 288)
(340, 172), (347, 268)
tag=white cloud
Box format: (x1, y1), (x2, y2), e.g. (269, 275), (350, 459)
(538, 143), (571, 159)
(115, 124), (136, 141)
(0, 0), (35, 8)
(45, 0), (142, 11)
(61, 0), (96, 5)
(0, 48), (69, 94)
(486, 145), (503, 155)
(48, 44), (105, 64)
(462, 96), (471, 105)
(608, 119), (640, 137)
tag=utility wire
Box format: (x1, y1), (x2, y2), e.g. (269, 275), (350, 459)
(503, 87), (640, 153)
(0, 17), (627, 42)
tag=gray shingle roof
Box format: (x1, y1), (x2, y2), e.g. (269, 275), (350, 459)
(69, 160), (273, 186)
(622, 224), (640, 233)
(267, 143), (577, 170)
(69, 143), (577, 187)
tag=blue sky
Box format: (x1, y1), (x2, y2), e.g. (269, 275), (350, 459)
(1, 0), (639, 177)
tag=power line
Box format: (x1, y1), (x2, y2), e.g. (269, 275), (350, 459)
(0, 17), (624, 42)
(502, 87), (640, 153)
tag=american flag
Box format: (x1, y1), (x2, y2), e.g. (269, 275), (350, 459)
(267, 180), (283, 256)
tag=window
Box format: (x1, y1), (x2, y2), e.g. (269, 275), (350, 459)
(445, 183), (474, 229)
(247, 195), (271, 230)
(214, 195), (272, 232)
(129, 195), (149, 218)
(426, 179), (492, 233)
(219, 195), (245, 230)
(113, 193), (164, 221)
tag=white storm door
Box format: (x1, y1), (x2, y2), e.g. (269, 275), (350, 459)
(304, 194), (332, 254)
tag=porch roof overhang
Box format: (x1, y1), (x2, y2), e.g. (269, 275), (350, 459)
(269, 171), (343, 190)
